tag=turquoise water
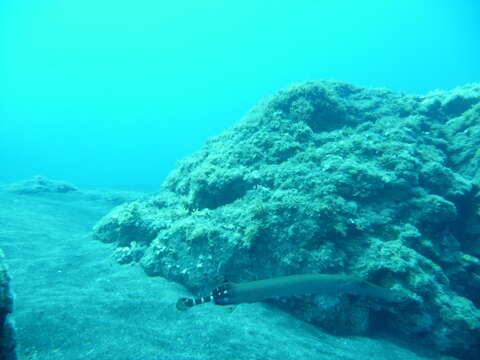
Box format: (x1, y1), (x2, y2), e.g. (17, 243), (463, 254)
(1, 0), (479, 189)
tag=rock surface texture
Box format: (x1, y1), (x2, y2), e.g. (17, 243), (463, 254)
(0, 250), (16, 360)
(94, 81), (480, 359)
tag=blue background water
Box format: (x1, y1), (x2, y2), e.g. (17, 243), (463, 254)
(1, 0), (479, 190)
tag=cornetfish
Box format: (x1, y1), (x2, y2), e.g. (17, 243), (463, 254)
(176, 273), (406, 311)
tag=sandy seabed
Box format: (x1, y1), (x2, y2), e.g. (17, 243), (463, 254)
(0, 188), (438, 360)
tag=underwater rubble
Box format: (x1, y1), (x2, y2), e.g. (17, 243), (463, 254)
(94, 80), (480, 359)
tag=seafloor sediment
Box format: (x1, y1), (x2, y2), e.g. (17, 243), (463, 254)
(0, 185), (434, 360)
(94, 80), (480, 359)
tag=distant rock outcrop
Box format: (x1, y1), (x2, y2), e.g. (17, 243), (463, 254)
(3, 176), (150, 206)
(6, 176), (78, 195)
(0, 250), (16, 360)
(94, 80), (480, 359)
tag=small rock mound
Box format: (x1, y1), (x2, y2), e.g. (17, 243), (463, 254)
(6, 176), (78, 195)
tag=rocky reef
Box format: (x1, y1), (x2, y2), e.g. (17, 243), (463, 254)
(93, 80), (480, 359)
(0, 250), (16, 360)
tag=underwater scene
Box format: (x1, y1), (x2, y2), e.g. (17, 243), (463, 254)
(1, 1), (480, 360)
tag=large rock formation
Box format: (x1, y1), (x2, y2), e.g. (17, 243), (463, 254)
(0, 250), (16, 360)
(94, 80), (480, 359)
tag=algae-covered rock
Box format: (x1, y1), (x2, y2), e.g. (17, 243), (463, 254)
(0, 250), (16, 360)
(94, 80), (480, 359)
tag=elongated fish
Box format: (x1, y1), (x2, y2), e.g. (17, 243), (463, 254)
(176, 273), (407, 311)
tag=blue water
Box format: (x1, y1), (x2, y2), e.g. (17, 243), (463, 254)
(0, 0), (479, 189)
